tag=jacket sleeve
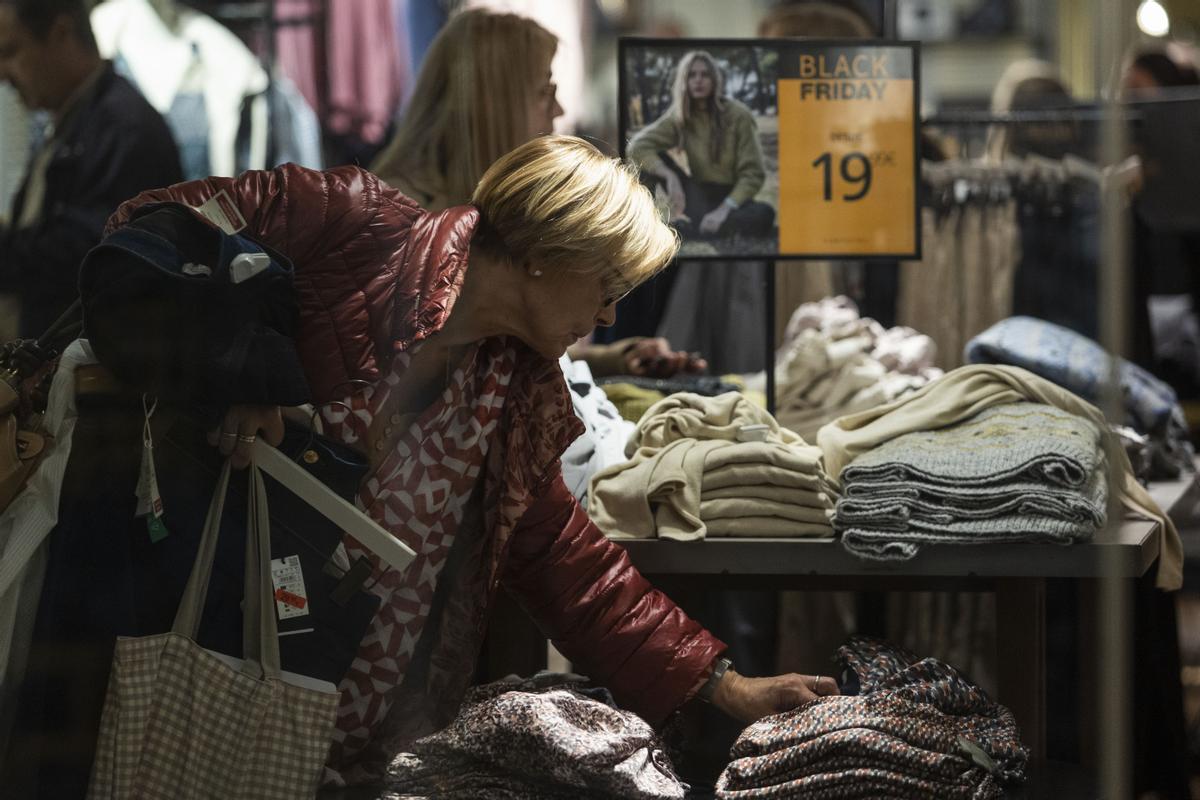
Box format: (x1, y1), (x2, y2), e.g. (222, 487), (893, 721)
(729, 107), (766, 206)
(502, 472), (726, 723)
(627, 113), (681, 175)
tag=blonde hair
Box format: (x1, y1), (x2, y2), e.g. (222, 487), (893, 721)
(669, 50), (727, 163)
(472, 135), (679, 295)
(371, 8), (557, 207)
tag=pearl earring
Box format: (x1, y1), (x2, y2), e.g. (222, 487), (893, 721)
(532, 270), (543, 277)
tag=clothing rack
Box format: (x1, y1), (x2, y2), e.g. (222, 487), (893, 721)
(178, 0), (328, 166)
(185, 0), (331, 123)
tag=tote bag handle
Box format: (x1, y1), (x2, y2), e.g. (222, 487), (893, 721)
(170, 459), (281, 679)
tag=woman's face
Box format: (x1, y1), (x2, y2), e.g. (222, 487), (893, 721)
(519, 265), (620, 359)
(687, 60), (715, 101)
(525, 68), (564, 141)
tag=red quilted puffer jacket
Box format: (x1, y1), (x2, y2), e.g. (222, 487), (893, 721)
(106, 163), (725, 725)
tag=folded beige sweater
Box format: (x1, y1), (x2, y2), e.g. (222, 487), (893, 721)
(590, 393), (838, 541)
(631, 391), (806, 454)
(700, 498), (832, 525)
(702, 484), (834, 508)
(703, 463), (835, 494)
(706, 517), (834, 538)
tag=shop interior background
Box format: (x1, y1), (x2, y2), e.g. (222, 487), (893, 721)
(3, 0), (1200, 797)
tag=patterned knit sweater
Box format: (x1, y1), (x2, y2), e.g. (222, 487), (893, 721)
(717, 638), (1026, 800)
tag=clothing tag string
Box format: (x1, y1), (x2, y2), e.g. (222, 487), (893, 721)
(134, 393), (169, 542)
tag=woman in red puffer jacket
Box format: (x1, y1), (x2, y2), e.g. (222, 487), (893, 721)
(104, 136), (837, 785)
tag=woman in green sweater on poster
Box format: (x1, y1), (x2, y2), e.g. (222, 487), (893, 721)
(629, 50), (775, 242)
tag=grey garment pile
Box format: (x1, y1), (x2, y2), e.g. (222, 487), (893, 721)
(716, 638), (1026, 800)
(833, 402), (1108, 561)
(381, 677), (686, 800)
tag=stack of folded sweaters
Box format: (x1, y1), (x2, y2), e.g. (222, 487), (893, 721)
(589, 392), (839, 540)
(760, 296), (944, 442)
(716, 638), (1027, 799)
(832, 401), (1108, 561)
(384, 676), (686, 800)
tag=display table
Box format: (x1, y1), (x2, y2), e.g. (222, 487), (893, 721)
(614, 469), (1198, 763)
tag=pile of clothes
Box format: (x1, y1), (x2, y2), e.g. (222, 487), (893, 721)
(816, 364), (1182, 590)
(965, 316), (1195, 480)
(598, 375), (748, 424)
(832, 401), (1108, 561)
(760, 297), (943, 442)
(384, 674), (686, 800)
(589, 392), (838, 540)
(716, 638), (1027, 799)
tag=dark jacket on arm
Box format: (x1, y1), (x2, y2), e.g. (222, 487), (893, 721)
(0, 63), (183, 337)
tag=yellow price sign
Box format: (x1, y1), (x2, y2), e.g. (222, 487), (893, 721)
(778, 43), (919, 258)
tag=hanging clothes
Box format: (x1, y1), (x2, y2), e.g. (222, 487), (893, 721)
(274, 0), (323, 122)
(91, 0), (270, 178)
(324, 0), (408, 147)
(897, 161), (1020, 369)
(235, 71), (324, 171)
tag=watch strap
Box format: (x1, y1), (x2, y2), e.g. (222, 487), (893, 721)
(698, 656), (733, 703)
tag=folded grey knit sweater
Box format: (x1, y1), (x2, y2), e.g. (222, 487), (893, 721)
(834, 403), (1108, 560)
(840, 402), (1101, 488)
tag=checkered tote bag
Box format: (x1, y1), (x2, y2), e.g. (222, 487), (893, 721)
(87, 460), (340, 799)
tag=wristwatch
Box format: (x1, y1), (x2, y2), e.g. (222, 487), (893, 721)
(722, 197), (739, 211)
(698, 657), (733, 703)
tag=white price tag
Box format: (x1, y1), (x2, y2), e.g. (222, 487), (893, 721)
(270, 554), (310, 620)
(193, 189), (248, 234)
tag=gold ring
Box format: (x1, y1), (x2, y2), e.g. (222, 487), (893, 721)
(220, 432), (238, 439)
(811, 675), (820, 693)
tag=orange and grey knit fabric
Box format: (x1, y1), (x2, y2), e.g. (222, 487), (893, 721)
(717, 638), (1027, 799)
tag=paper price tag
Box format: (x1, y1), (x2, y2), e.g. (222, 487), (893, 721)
(193, 189), (248, 235)
(270, 555), (310, 620)
(135, 395), (168, 542)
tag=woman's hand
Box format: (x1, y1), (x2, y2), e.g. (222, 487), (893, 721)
(710, 668), (839, 724)
(699, 204), (731, 235)
(207, 405), (285, 468)
(624, 337), (707, 378)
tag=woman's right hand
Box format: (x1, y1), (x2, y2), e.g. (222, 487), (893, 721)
(207, 405), (285, 468)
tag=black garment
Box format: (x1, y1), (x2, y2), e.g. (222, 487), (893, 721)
(1010, 176), (1100, 341)
(0, 63), (183, 338)
(79, 203), (310, 415)
(655, 152), (774, 240)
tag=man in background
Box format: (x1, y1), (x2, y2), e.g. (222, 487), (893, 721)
(0, 0), (181, 338)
